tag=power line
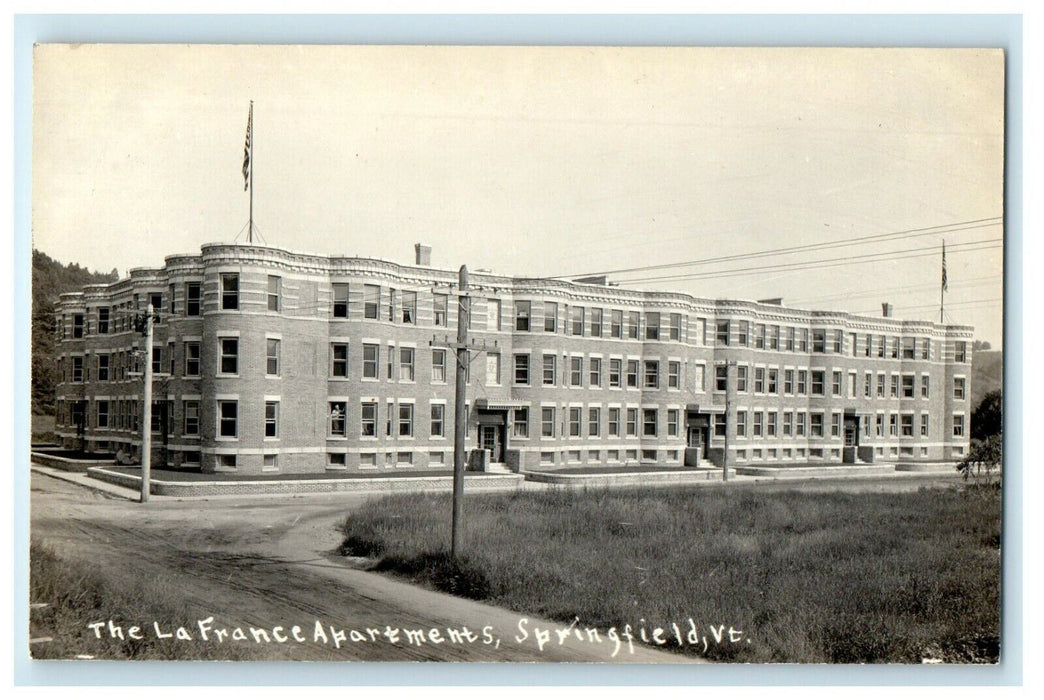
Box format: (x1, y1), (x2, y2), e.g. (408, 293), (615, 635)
(614, 239), (1002, 286)
(786, 274), (1002, 306)
(553, 216), (1002, 279)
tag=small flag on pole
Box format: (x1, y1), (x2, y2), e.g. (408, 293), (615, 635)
(242, 103), (252, 191)
(941, 241), (948, 292)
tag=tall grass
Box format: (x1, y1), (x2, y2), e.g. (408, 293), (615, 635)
(341, 485), (1001, 663)
(29, 541), (265, 660)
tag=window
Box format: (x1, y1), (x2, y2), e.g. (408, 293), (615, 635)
(864, 334), (872, 357)
(668, 361), (680, 389)
(329, 401), (347, 437)
(812, 329), (826, 353)
(590, 308), (603, 337)
(362, 344), (379, 379)
(96, 400), (109, 428)
(768, 325), (779, 351)
(387, 290), (397, 322)
(571, 307), (585, 336)
(644, 360), (659, 389)
(783, 411), (793, 436)
(515, 301), (531, 331)
(953, 414), (965, 437)
(954, 341), (967, 363)
(889, 413), (899, 437)
(736, 411), (747, 437)
(97, 354), (110, 381)
(609, 358), (622, 388)
(833, 331), (843, 354)
(864, 372), (873, 398)
(796, 412), (807, 437)
(568, 408), (582, 437)
(363, 285), (380, 319)
(753, 412), (764, 438)
(902, 374), (915, 398)
(714, 413), (726, 437)
(669, 313), (682, 341)
(628, 312), (640, 339)
(877, 335), (886, 358)
(331, 343), (348, 377)
(954, 377), (966, 400)
(221, 274), (239, 310)
(810, 413), (824, 438)
(541, 407), (556, 437)
(395, 346), (415, 381)
(430, 404), (445, 437)
(784, 327), (795, 351)
(922, 338), (931, 360)
(848, 372), (857, 398)
(608, 408), (620, 436)
(875, 414), (885, 437)
(645, 312), (660, 340)
(753, 367), (764, 393)
(570, 356), (583, 387)
(513, 408), (529, 438)
(900, 414), (913, 437)
(922, 375), (930, 398)
(401, 291), (417, 324)
(781, 369), (793, 394)
(71, 314), (84, 338)
(715, 365), (728, 392)
(152, 346), (162, 374)
(264, 275), (282, 312)
(797, 370), (808, 394)
(754, 324), (765, 349)
(902, 337), (915, 359)
(589, 357), (602, 387)
(832, 413), (842, 438)
(798, 328), (809, 352)
(811, 370), (825, 396)
(514, 354), (530, 385)
(626, 360), (640, 388)
(265, 401), (279, 438)
(485, 353), (501, 385)
(331, 283), (348, 317)
(168, 342), (176, 375)
(543, 354), (557, 385)
(877, 373), (886, 398)
(768, 369), (779, 394)
(98, 308), (109, 334)
(219, 338), (238, 374)
(890, 374), (900, 398)
(693, 363), (706, 392)
(544, 302), (558, 332)
(218, 400), (238, 438)
(149, 293), (162, 312)
(611, 310), (623, 338)
(361, 402), (377, 437)
(184, 282), (201, 316)
(627, 408), (639, 436)
(433, 293), (448, 327)
(832, 371), (842, 397)
(432, 349), (446, 383)
(487, 299), (501, 331)
(183, 401), (199, 435)
(665, 409), (679, 437)
(716, 320), (730, 345)
(736, 321), (749, 347)
(588, 407), (600, 437)
(266, 338), (281, 376)
(891, 337), (899, 359)
(643, 408), (658, 437)
(921, 414), (930, 437)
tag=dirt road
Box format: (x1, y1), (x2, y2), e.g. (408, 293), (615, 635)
(29, 470), (693, 663)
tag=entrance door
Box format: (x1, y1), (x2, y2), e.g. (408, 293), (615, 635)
(844, 418), (859, 447)
(480, 424), (503, 462)
(685, 426), (705, 466)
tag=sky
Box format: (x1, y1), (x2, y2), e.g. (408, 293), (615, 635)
(32, 44), (1005, 346)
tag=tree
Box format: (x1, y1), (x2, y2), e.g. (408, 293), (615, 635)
(956, 434), (1002, 485)
(971, 389), (1002, 441)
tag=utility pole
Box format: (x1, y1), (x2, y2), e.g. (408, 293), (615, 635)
(451, 266), (470, 557)
(722, 360), (736, 482)
(139, 311), (154, 503)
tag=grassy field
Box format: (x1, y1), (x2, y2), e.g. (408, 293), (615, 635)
(340, 484), (1001, 663)
(29, 541), (266, 660)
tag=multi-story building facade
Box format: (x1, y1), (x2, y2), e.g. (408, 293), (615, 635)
(52, 243), (973, 475)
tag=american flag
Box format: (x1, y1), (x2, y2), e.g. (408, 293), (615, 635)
(241, 102), (251, 190)
(941, 241), (948, 292)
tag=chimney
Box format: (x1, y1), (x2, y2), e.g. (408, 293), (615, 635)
(414, 243), (431, 267)
(882, 303), (893, 318)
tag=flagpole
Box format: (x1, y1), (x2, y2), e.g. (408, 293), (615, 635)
(248, 101), (254, 244)
(939, 240), (945, 324)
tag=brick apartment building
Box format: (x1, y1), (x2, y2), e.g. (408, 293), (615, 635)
(52, 243), (973, 475)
